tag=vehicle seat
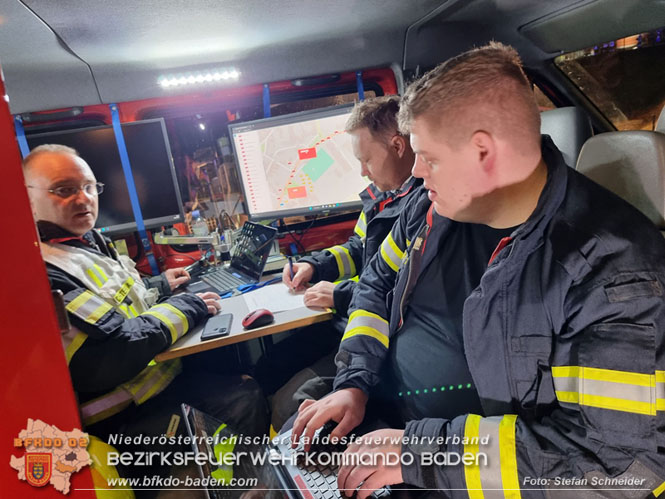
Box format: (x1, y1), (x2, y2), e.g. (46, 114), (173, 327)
(576, 131), (665, 229)
(540, 107), (593, 168)
(656, 105), (665, 133)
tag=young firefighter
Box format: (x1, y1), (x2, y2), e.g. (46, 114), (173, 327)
(292, 43), (665, 498)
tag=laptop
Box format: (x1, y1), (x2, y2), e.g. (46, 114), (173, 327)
(181, 404), (391, 499)
(187, 222), (278, 295)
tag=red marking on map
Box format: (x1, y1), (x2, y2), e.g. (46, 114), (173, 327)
(298, 148), (317, 160)
(288, 186), (307, 199)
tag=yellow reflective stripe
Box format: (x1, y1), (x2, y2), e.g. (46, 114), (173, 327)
(499, 415), (521, 499)
(553, 366), (663, 416)
(354, 212), (367, 239)
(86, 268), (103, 288)
(342, 310), (389, 348)
(129, 304), (138, 317)
(653, 481), (665, 497)
(88, 302), (113, 323)
(96, 265), (108, 282)
(66, 290), (113, 324)
(118, 304), (131, 319)
(143, 310), (178, 342)
(555, 391), (656, 416)
(85, 264), (108, 288)
(463, 414), (483, 499)
(380, 232), (404, 272)
(553, 365), (653, 387)
(136, 360), (181, 404)
(328, 245), (356, 279)
(65, 332), (87, 365)
(159, 303), (189, 335)
(342, 326), (389, 348)
(66, 290), (95, 314)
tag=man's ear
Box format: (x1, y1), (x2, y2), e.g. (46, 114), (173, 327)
(471, 130), (495, 171)
(389, 134), (407, 158)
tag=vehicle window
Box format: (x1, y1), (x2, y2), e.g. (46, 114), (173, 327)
(533, 85), (556, 112)
(555, 27), (665, 130)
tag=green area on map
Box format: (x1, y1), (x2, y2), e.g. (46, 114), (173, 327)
(302, 149), (334, 181)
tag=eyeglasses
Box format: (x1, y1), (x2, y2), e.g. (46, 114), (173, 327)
(26, 182), (105, 198)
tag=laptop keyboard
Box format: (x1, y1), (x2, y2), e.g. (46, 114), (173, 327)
(279, 424), (391, 499)
(201, 267), (245, 291)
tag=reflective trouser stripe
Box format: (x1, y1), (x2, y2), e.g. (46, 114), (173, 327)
(380, 232), (404, 272)
(80, 388), (133, 426)
(342, 310), (389, 348)
(80, 360), (182, 425)
(129, 360), (182, 404)
(552, 366), (664, 416)
(654, 481), (665, 497)
(354, 212), (367, 241)
(328, 245), (356, 280)
(657, 371), (665, 412)
(142, 303), (189, 343)
(464, 414), (521, 499)
(66, 290), (113, 324)
(86, 264), (108, 288)
(64, 332), (87, 365)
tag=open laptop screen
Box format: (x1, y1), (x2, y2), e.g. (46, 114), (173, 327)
(229, 222), (278, 281)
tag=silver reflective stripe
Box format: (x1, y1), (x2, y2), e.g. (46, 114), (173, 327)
(341, 310), (389, 348)
(127, 360), (182, 404)
(552, 366), (661, 416)
(477, 416), (504, 498)
(657, 371), (665, 412)
(142, 303), (189, 343)
(86, 264), (108, 288)
(328, 245), (356, 279)
(464, 414), (521, 499)
(354, 212), (367, 241)
(80, 388), (133, 423)
(380, 232), (404, 272)
(65, 290), (112, 324)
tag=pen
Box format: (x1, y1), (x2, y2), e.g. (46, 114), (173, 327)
(288, 256), (295, 281)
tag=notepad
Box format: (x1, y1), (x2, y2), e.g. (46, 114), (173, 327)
(242, 282), (305, 312)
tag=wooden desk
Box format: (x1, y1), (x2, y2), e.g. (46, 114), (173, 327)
(154, 291), (333, 362)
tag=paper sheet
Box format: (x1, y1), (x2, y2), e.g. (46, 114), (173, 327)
(242, 283), (305, 312)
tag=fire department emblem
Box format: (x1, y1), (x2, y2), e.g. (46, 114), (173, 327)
(26, 453), (51, 487)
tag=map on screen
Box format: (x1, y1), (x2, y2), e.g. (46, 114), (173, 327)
(230, 106), (369, 219)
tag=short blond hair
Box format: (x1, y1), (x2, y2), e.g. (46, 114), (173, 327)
(345, 95), (403, 142)
(398, 42), (541, 149)
(23, 144), (79, 172)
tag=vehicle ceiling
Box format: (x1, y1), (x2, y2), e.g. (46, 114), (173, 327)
(0, 0), (662, 114)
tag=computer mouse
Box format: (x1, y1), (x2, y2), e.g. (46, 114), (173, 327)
(242, 308), (274, 329)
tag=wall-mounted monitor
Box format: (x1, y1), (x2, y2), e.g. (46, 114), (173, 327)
(229, 105), (369, 220)
(26, 118), (184, 235)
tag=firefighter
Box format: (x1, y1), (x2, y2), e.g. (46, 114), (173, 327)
(292, 43), (665, 498)
(256, 96), (421, 429)
(23, 144), (267, 488)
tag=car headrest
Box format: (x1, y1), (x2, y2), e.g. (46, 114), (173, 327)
(540, 107), (593, 168)
(656, 105), (665, 133)
(576, 131), (665, 228)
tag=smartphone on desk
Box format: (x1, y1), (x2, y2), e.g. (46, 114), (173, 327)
(200, 313), (233, 341)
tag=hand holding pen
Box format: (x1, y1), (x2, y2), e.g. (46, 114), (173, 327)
(282, 257), (314, 291)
